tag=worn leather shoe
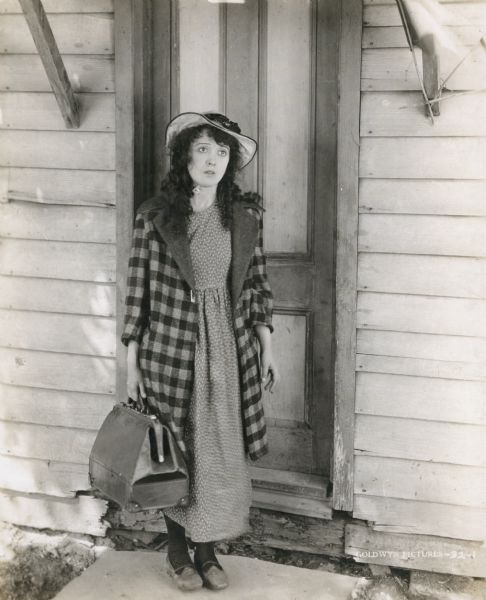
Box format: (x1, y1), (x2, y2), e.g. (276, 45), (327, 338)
(166, 555), (203, 591)
(195, 559), (229, 591)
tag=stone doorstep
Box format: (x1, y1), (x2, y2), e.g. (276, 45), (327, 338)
(52, 549), (362, 600)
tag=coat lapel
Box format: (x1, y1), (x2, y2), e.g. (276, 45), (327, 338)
(152, 211), (196, 290)
(231, 202), (259, 309)
(148, 200), (257, 305)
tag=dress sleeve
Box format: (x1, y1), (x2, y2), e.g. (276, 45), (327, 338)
(121, 213), (150, 346)
(250, 208), (274, 333)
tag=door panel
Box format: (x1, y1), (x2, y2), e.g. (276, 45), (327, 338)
(164, 0), (337, 479)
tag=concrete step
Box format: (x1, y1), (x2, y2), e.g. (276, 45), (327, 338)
(52, 549), (361, 600)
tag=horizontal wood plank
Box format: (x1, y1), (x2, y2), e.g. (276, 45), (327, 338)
(355, 414), (486, 467)
(0, 14), (113, 54)
(0, 420), (96, 463)
(0, 130), (115, 170)
(357, 329), (486, 364)
(0, 276), (115, 316)
(363, 3), (486, 27)
(360, 138), (486, 179)
(362, 48), (486, 91)
(359, 214), (486, 257)
(0, 202), (115, 242)
(354, 495), (486, 542)
(0, 239), (115, 281)
(0, 54), (114, 92)
(357, 352), (486, 382)
(0, 347), (116, 394)
(363, 25), (482, 49)
(0, 490), (108, 536)
(345, 523), (486, 577)
(354, 455), (486, 508)
(0, 92), (115, 131)
(0, 0), (113, 13)
(0, 309), (116, 357)
(357, 292), (486, 337)
(356, 372), (486, 425)
(0, 383), (114, 429)
(361, 92), (486, 137)
(0, 167), (115, 206)
(358, 253), (486, 298)
(359, 179), (486, 216)
(0, 454), (89, 497)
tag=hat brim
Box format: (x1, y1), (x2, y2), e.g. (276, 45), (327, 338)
(165, 112), (257, 169)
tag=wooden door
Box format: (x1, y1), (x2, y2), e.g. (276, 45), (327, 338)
(148, 0), (339, 512)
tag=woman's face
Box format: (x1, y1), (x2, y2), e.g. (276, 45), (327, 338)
(187, 131), (230, 189)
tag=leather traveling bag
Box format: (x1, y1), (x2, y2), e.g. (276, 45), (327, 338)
(89, 400), (189, 512)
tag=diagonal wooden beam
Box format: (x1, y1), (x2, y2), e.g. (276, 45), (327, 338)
(19, 0), (80, 128)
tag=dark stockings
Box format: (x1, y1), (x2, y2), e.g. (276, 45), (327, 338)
(164, 515), (192, 571)
(194, 542), (220, 568)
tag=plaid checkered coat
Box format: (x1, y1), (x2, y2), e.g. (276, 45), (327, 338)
(121, 193), (273, 461)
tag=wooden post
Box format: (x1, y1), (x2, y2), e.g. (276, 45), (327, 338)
(333, 0), (362, 511)
(422, 34), (441, 117)
(19, 0), (80, 128)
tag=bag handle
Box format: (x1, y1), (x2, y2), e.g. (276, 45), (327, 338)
(152, 420), (165, 463)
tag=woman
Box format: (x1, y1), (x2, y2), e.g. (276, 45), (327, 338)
(121, 112), (279, 592)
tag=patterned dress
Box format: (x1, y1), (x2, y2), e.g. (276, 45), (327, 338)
(164, 201), (253, 542)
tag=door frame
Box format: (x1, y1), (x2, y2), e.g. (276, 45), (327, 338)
(114, 0), (362, 514)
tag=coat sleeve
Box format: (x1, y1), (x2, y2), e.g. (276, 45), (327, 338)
(249, 208), (274, 333)
(121, 213), (150, 346)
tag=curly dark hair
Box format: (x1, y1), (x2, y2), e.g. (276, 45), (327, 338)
(159, 124), (249, 233)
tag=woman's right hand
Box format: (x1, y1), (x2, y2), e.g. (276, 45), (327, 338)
(127, 362), (147, 403)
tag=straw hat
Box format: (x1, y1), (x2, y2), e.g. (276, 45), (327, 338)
(165, 112), (257, 169)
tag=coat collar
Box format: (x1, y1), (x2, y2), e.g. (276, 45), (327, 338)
(148, 199), (259, 309)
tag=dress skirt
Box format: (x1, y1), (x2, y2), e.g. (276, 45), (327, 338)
(164, 201), (252, 542)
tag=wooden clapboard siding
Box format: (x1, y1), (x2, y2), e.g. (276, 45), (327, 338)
(358, 254), (486, 298)
(0, 203), (115, 242)
(357, 329), (486, 365)
(0, 92), (115, 131)
(0, 4), (115, 535)
(0, 420), (96, 464)
(0, 309), (116, 357)
(355, 414), (486, 467)
(354, 455), (486, 508)
(355, 0), (486, 547)
(0, 239), (115, 281)
(362, 47), (486, 91)
(359, 214), (486, 256)
(0, 491), (108, 536)
(357, 353), (486, 382)
(357, 292), (486, 337)
(361, 92), (486, 137)
(0, 55), (114, 92)
(0, 167), (115, 206)
(0, 455), (90, 497)
(0, 276), (115, 316)
(0, 14), (113, 54)
(0, 0), (113, 12)
(0, 348), (116, 394)
(360, 138), (486, 179)
(0, 384), (114, 430)
(354, 495), (486, 542)
(356, 372), (486, 425)
(359, 179), (486, 217)
(0, 131), (115, 170)
(363, 25), (481, 49)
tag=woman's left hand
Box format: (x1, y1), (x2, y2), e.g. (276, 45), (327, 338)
(261, 350), (280, 393)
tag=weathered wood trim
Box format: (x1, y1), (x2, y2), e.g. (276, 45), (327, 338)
(333, 0), (362, 510)
(115, 0), (135, 405)
(345, 523), (486, 577)
(18, 0), (80, 128)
